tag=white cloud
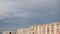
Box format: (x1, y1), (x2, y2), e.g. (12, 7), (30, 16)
(49, 12), (55, 14)
(0, 0), (16, 19)
(13, 12), (29, 18)
(16, 0), (57, 9)
(0, 4), (10, 19)
(0, 0), (58, 19)
(49, 11), (58, 15)
(21, 12), (29, 17)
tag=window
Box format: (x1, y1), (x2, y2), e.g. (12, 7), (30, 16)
(10, 32), (11, 34)
(43, 26), (45, 34)
(33, 32), (34, 34)
(51, 24), (54, 34)
(47, 26), (49, 34)
(51, 24), (54, 31)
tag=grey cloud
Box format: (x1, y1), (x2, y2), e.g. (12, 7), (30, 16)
(16, 0), (58, 9)
(0, 0), (60, 32)
(0, 0), (59, 19)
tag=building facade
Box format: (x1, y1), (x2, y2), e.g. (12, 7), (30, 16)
(37, 22), (60, 34)
(18, 28), (30, 34)
(10, 31), (16, 34)
(18, 22), (60, 34)
(3, 31), (10, 34)
(3, 22), (60, 34)
(3, 31), (16, 34)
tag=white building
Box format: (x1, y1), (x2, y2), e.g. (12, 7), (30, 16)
(18, 28), (30, 34)
(10, 31), (16, 34)
(3, 22), (60, 34)
(3, 31), (10, 34)
(3, 31), (16, 34)
(37, 22), (60, 34)
(18, 22), (60, 34)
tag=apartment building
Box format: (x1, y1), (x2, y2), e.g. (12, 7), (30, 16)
(3, 22), (60, 34)
(18, 22), (60, 34)
(18, 28), (30, 34)
(3, 31), (10, 34)
(3, 31), (16, 34)
(10, 31), (16, 34)
(37, 22), (60, 34)
(29, 25), (38, 34)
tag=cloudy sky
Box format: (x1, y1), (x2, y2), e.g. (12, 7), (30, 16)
(0, 0), (60, 32)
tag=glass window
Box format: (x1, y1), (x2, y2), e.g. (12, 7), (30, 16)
(47, 26), (49, 34)
(57, 24), (60, 32)
(43, 26), (45, 34)
(10, 32), (11, 34)
(51, 24), (54, 34)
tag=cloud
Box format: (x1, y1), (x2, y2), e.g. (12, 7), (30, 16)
(0, 0), (30, 19)
(13, 12), (29, 18)
(0, 1), (11, 19)
(49, 11), (56, 15)
(0, 0), (58, 19)
(16, 0), (58, 9)
(0, 0), (60, 31)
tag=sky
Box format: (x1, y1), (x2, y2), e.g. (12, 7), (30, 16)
(0, 0), (60, 32)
